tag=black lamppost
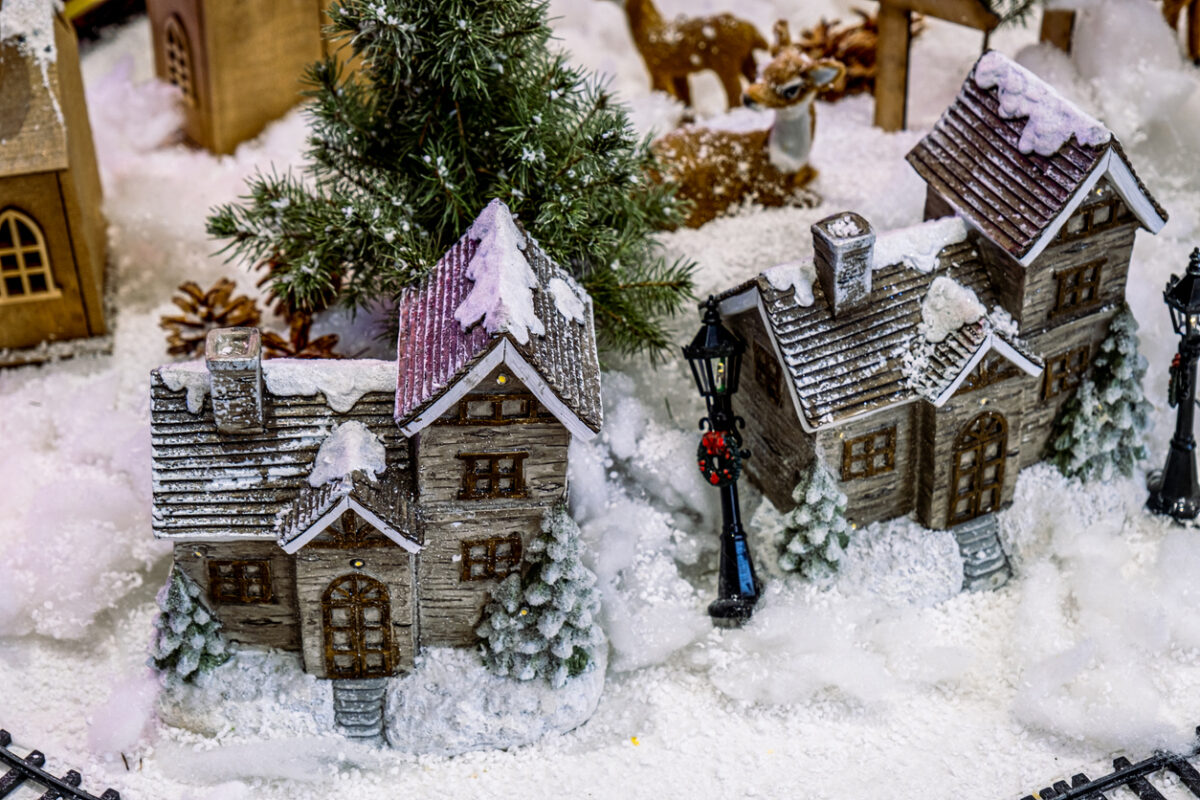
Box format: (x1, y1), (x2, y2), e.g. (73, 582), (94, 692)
(683, 296), (760, 627)
(1148, 248), (1200, 521)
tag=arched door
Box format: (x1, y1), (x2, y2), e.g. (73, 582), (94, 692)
(162, 16), (197, 107)
(948, 412), (1007, 526)
(322, 574), (394, 678)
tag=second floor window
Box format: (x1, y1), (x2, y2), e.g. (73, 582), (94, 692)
(457, 452), (529, 500)
(460, 534), (523, 582)
(842, 427), (896, 481)
(1053, 261), (1103, 317)
(1043, 345), (1091, 400)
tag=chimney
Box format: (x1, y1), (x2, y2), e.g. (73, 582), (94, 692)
(812, 212), (875, 317)
(205, 327), (264, 434)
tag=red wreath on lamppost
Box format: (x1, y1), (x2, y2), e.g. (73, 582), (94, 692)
(697, 430), (742, 487)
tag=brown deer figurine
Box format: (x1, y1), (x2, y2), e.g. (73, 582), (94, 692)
(615, 0), (768, 110)
(650, 22), (845, 228)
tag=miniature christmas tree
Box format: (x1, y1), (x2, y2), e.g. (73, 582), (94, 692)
(148, 566), (231, 686)
(477, 502), (603, 689)
(778, 459), (852, 580)
(1047, 306), (1151, 482)
(207, 0), (692, 357)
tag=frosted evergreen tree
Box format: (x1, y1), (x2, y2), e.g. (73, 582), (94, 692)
(148, 566), (231, 686)
(207, 0), (692, 357)
(477, 502), (603, 688)
(1047, 306), (1151, 481)
(778, 459), (851, 580)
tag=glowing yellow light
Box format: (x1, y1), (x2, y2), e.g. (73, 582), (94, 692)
(497, 374), (508, 384)
(520, 608), (528, 616)
(631, 737), (640, 746)
(352, 559), (365, 568)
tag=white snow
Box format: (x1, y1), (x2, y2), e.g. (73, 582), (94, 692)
(307, 421), (387, 487)
(872, 216), (968, 273)
(762, 259), (816, 306)
(919, 276), (986, 343)
(548, 275), (587, 324)
(825, 214), (864, 238)
(0, 0), (57, 64)
(159, 359), (210, 414)
(974, 50), (1111, 156)
(455, 199), (545, 345)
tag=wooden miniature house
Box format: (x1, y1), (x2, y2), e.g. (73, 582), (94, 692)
(146, 0), (351, 155)
(150, 200), (602, 682)
(0, 6), (107, 364)
(716, 52), (1165, 584)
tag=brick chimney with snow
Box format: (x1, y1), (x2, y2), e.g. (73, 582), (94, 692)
(812, 212), (875, 318)
(205, 327), (264, 434)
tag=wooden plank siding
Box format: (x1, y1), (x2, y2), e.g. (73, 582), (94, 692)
(815, 404), (916, 527)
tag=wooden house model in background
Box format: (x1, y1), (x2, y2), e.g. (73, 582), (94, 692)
(146, 0), (351, 154)
(0, 4), (107, 365)
(717, 51), (1166, 588)
(150, 200), (601, 732)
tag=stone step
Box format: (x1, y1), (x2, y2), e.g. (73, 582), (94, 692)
(332, 678), (388, 740)
(334, 698), (384, 714)
(951, 513), (1012, 592)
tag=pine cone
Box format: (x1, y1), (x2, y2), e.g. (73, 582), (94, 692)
(261, 313), (344, 359)
(160, 278), (262, 357)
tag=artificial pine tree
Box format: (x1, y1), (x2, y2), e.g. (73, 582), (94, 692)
(148, 566), (232, 686)
(477, 502), (603, 689)
(207, 0), (693, 357)
(778, 459), (852, 580)
(1047, 306), (1151, 482)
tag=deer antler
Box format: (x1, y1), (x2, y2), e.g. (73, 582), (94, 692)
(771, 19), (793, 56)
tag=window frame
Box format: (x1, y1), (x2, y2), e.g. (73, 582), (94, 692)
(753, 341), (782, 406)
(1052, 260), (1104, 317)
(1056, 197), (1133, 243)
(207, 559), (275, 605)
(1042, 345), (1091, 401)
(438, 392), (556, 426)
(456, 452), (530, 500)
(163, 15), (197, 107)
(841, 426), (897, 481)
(460, 534), (523, 582)
(0, 208), (58, 305)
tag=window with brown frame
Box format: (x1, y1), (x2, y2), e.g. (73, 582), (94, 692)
(208, 560), (274, 604)
(460, 534), (523, 582)
(1057, 198), (1133, 242)
(1052, 261), (1103, 317)
(1042, 345), (1091, 401)
(438, 393), (556, 426)
(956, 355), (1021, 396)
(163, 16), (196, 107)
(753, 342), (782, 406)
(457, 452), (529, 500)
(842, 427), (896, 481)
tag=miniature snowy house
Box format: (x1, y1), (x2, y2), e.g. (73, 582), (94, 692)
(0, 5), (107, 365)
(150, 200), (602, 681)
(716, 52), (1166, 586)
(146, 0), (352, 155)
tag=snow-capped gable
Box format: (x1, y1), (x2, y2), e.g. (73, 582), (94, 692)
(0, 3), (69, 179)
(395, 201), (603, 441)
(906, 51), (1166, 267)
(0, 0), (57, 65)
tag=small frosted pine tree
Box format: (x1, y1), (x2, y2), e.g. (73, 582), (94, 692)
(1047, 306), (1151, 482)
(149, 566), (232, 686)
(779, 460), (851, 580)
(477, 503), (603, 689)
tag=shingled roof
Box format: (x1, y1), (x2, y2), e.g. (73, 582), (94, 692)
(275, 467), (418, 554)
(907, 51), (1166, 267)
(394, 200), (603, 440)
(718, 238), (1041, 432)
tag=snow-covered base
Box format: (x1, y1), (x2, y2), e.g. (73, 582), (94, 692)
(157, 651), (335, 739)
(385, 647), (606, 756)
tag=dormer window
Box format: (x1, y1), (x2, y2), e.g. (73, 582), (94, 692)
(440, 392), (555, 426)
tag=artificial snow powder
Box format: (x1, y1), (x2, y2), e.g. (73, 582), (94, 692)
(548, 276), (587, 324)
(763, 259), (816, 306)
(0, 0), (57, 64)
(872, 216), (968, 273)
(919, 276), (986, 343)
(307, 421), (387, 487)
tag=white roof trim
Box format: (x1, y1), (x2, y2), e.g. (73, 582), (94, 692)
(718, 286), (759, 317)
(752, 291), (819, 436)
(929, 332), (1043, 407)
(397, 339), (599, 441)
(279, 494), (421, 555)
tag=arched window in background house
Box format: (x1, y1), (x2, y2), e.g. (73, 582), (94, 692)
(163, 16), (196, 106)
(0, 209), (56, 302)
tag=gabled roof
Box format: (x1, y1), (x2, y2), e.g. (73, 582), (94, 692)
(0, 6), (69, 178)
(394, 200), (603, 440)
(275, 467), (419, 554)
(718, 239), (1024, 432)
(907, 51), (1166, 267)
(905, 322), (1042, 405)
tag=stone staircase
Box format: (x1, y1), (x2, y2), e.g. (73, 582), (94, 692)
(332, 678), (388, 741)
(952, 513), (1012, 592)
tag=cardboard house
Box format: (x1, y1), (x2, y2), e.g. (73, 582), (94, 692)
(716, 52), (1166, 584)
(150, 200), (602, 681)
(146, 0), (352, 155)
(0, 4), (107, 364)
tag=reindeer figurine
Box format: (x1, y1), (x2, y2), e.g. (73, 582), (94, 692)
(651, 22), (845, 228)
(615, 0), (768, 110)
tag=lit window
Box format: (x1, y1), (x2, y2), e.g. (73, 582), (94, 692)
(0, 209), (55, 303)
(460, 534), (523, 582)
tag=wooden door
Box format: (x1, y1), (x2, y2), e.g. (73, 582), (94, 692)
(321, 574), (394, 679)
(948, 412), (1007, 526)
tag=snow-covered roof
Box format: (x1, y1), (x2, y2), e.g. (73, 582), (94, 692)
(903, 320), (1042, 406)
(0, 0), (58, 64)
(395, 200), (603, 440)
(0, 4), (69, 179)
(907, 51), (1167, 267)
(275, 467), (419, 554)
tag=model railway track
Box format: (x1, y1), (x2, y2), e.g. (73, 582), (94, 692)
(1021, 727), (1200, 800)
(0, 730), (119, 800)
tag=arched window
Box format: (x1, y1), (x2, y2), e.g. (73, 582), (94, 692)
(0, 209), (56, 303)
(163, 16), (196, 106)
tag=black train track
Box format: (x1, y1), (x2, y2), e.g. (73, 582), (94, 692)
(1021, 727), (1200, 800)
(0, 730), (120, 800)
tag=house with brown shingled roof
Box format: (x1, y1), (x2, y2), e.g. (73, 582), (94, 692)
(150, 200), (602, 705)
(716, 52), (1166, 588)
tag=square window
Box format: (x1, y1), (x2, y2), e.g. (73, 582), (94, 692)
(4, 276), (23, 296)
(1091, 204), (1112, 225)
(841, 427), (897, 481)
(460, 534), (524, 582)
(501, 399), (527, 417)
(467, 400), (493, 418)
(208, 560), (274, 605)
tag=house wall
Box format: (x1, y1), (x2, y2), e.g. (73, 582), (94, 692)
(294, 546), (417, 678)
(172, 540), (301, 651)
(814, 403), (915, 528)
(146, 0), (212, 153)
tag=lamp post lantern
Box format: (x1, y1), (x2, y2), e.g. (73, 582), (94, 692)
(683, 296), (760, 627)
(1148, 247), (1200, 521)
